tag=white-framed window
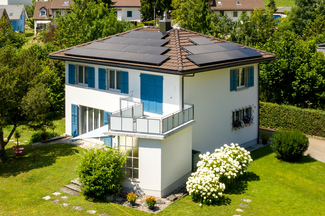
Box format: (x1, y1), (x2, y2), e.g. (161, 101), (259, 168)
(63, 1), (69, 5)
(232, 106), (253, 128)
(80, 106), (105, 134)
(119, 136), (139, 180)
(40, 8), (46, 16)
(77, 65), (88, 85)
(233, 11), (238, 17)
(127, 11), (132, 17)
(108, 70), (121, 90)
(236, 67), (248, 88)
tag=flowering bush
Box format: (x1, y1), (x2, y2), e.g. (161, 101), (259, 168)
(186, 143), (253, 205)
(126, 192), (137, 202)
(145, 196), (156, 207)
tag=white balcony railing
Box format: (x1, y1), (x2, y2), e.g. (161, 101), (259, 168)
(109, 97), (194, 134)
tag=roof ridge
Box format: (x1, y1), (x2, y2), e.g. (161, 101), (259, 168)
(174, 29), (183, 71)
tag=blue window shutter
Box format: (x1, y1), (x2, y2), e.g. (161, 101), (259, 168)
(230, 69), (237, 91)
(71, 104), (79, 137)
(104, 111), (111, 125)
(248, 66), (254, 87)
(141, 74), (149, 111)
(68, 64), (75, 84)
(103, 137), (112, 147)
(88, 67), (95, 88)
(120, 71), (129, 94)
(156, 76), (163, 114)
(98, 68), (106, 90)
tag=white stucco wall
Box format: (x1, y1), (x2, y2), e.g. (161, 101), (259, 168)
(0, 0), (8, 5)
(116, 7), (141, 23)
(215, 11), (252, 22)
(184, 63), (259, 154)
(161, 125), (192, 196)
(65, 61), (182, 135)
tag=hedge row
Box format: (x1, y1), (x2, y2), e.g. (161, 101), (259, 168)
(260, 102), (325, 137)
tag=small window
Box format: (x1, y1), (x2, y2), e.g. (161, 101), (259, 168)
(119, 136), (139, 179)
(63, 1), (69, 5)
(236, 1), (241, 5)
(108, 70), (121, 90)
(77, 66), (88, 85)
(233, 11), (238, 17)
(127, 11), (132, 17)
(236, 67), (248, 88)
(40, 9), (46, 16)
(220, 11), (224, 16)
(9, 13), (13, 16)
(232, 107), (253, 128)
(217, 1), (222, 4)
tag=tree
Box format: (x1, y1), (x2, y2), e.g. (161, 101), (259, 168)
(267, 0), (277, 13)
(52, 0), (135, 48)
(172, 0), (232, 37)
(140, 0), (173, 22)
(25, 0), (36, 18)
(94, 0), (115, 7)
(0, 46), (51, 161)
(0, 15), (26, 49)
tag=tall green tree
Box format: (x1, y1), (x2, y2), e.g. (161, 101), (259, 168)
(140, 0), (173, 22)
(0, 15), (26, 49)
(25, 0), (36, 18)
(267, 0), (277, 13)
(0, 46), (51, 161)
(53, 0), (135, 48)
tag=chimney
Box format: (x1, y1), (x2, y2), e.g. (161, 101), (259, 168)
(159, 12), (172, 32)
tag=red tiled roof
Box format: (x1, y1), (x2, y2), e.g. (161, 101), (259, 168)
(209, 0), (265, 11)
(113, 0), (141, 7)
(49, 27), (276, 74)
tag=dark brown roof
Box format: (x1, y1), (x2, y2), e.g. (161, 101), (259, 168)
(33, 1), (52, 20)
(51, 0), (74, 10)
(49, 27), (275, 75)
(209, 0), (265, 11)
(113, 0), (141, 7)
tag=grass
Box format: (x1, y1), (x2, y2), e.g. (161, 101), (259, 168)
(22, 29), (45, 50)
(1, 124), (325, 215)
(263, 0), (295, 7)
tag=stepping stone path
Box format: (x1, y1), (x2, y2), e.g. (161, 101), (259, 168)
(236, 208), (244, 212)
(52, 199), (60, 203)
(61, 195), (69, 199)
(62, 203), (70, 207)
(87, 210), (97, 214)
(232, 198), (252, 216)
(99, 214), (111, 216)
(42, 196), (51, 200)
(239, 203), (248, 207)
(60, 179), (81, 196)
(52, 192), (61, 196)
(241, 198), (252, 203)
(72, 206), (85, 211)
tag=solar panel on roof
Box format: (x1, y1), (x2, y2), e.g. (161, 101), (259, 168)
(183, 43), (242, 55)
(218, 42), (242, 50)
(240, 48), (263, 57)
(188, 37), (215, 45)
(139, 55), (169, 65)
(222, 50), (248, 59)
(103, 36), (126, 44)
(140, 46), (169, 55)
(140, 39), (169, 46)
(186, 54), (215, 66)
(124, 31), (168, 39)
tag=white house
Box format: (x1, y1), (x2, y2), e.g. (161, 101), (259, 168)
(114, 0), (141, 25)
(0, 0), (32, 5)
(49, 21), (275, 197)
(208, 0), (265, 21)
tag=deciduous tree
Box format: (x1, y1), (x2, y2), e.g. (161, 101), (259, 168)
(140, 0), (173, 22)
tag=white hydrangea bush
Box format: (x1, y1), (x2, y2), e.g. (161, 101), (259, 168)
(186, 143), (253, 204)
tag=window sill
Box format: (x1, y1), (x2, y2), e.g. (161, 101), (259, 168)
(236, 86), (249, 91)
(67, 84), (126, 95)
(232, 122), (253, 130)
(124, 177), (139, 183)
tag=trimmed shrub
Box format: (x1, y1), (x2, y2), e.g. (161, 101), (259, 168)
(186, 143), (253, 205)
(260, 102), (325, 137)
(29, 131), (58, 144)
(270, 130), (309, 162)
(76, 147), (127, 198)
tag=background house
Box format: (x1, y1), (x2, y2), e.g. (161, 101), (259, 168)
(114, 0), (141, 25)
(0, 5), (27, 32)
(33, 0), (73, 35)
(49, 22), (275, 197)
(208, 0), (265, 21)
(0, 0), (32, 5)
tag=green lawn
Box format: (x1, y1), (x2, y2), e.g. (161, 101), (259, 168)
(263, 0), (295, 7)
(1, 128), (325, 215)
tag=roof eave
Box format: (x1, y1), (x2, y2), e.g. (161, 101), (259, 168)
(48, 55), (276, 75)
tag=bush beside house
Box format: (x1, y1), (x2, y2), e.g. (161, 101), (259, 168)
(260, 102), (325, 137)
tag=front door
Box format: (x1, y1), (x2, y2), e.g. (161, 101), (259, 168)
(140, 74), (163, 114)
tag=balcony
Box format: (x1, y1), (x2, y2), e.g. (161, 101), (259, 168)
(109, 97), (194, 135)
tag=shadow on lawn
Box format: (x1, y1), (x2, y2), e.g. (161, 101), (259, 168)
(0, 143), (79, 178)
(224, 171), (260, 195)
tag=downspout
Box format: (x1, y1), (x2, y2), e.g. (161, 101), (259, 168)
(257, 64), (260, 144)
(182, 74), (195, 109)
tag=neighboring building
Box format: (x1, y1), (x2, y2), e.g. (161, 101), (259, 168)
(33, 0), (73, 35)
(49, 21), (275, 197)
(276, 7), (291, 18)
(114, 0), (141, 25)
(0, 0), (32, 5)
(0, 5), (27, 32)
(317, 44), (325, 55)
(208, 0), (265, 21)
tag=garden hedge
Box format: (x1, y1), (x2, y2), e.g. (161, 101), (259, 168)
(260, 102), (325, 137)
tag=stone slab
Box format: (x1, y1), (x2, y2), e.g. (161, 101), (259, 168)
(236, 209), (244, 212)
(241, 198), (252, 203)
(60, 187), (80, 196)
(239, 203), (248, 207)
(52, 199), (60, 203)
(52, 192), (61, 196)
(72, 206), (85, 211)
(99, 214), (111, 216)
(42, 196), (51, 200)
(71, 179), (81, 186)
(62, 203), (70, 207)
(61, 195), (69, 199)
(65, 183), (82, 192)
(87, 210), (97, 214)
